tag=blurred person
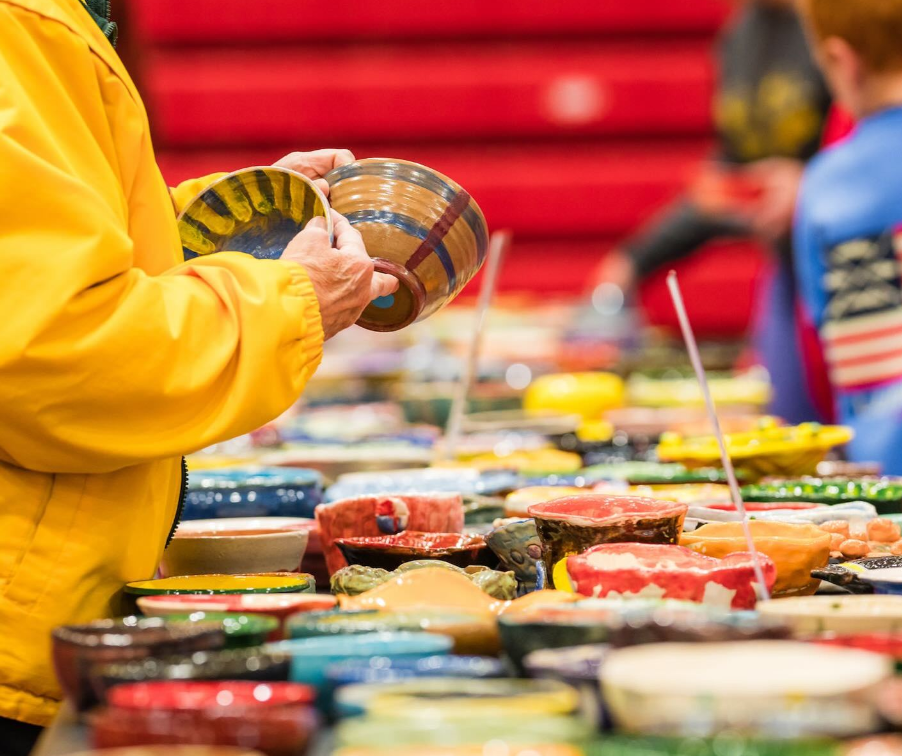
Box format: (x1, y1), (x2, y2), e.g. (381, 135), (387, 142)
(593, 0), (831, 423)
(794, 0), (902, 472)
(0, 0), (396, 751)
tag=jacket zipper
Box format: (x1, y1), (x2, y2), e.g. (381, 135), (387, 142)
(165, 456), (189, 547)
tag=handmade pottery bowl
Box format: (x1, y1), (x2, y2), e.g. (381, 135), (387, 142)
(758, 594), (902, 634)
(182, 467), (324, 520)
(333, 748), (581, 756)
(52, 618), (224, 712)
(528, 495), (688, 586)
(485, 518), (543, 589)
(325, 158), (488, 331)
(681, 521), (831, 597)
(137, 593), (336, 639)
(523, 372), (625, 421)
(601, 641), (892, 737)
(106, 680), (314, 712)
(325, 467), (519, 503)
(330, 561), (516, 600)
(157, 612), (279, 648)
(90, 648), (292, 703)
(564, 543), (776, 609)
(592, 483), (731, 506)
(267, 632), (453, 706)
(625, 369), (771, 408)
(503, 487), (585, 518)
(178, 166), (330, 261)
(334, 531), (492, 571)
(161, 527), (308, 578)
(818, 557), (902, 595)
(812, 633), (902, 671)
(287, 608), (499, 655)
(70, 749), (262, 756)
(459, 410), (582, 437)
(442, 449), (582, 477)
(742, 477), (902, 516)
(125, 573), (315, 597)
(522, 644), (610, 728)
(657, 422), (854, 481)
(316, 493), (464, 575)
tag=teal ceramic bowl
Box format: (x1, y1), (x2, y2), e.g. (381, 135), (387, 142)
(161, 612), (280, 648)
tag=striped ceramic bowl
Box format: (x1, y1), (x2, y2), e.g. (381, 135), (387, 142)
(327, 158), (489, 331)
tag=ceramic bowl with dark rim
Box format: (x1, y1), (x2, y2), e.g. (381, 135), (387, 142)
(334, 531), (493, 571)
(157, 612), (279, 648)
(326, 158), (488, 332)
(69, 748), (265, 756)
(52, 617), (224, 712)
(125, 573), (315, 597)
(90, 647), (292, 704)
(161, 527), (308, 578)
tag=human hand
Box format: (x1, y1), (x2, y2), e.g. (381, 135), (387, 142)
(282, 209), (398, 340)
(739, 158), (805, 241)
(588, 248), (636, 295)
(273, 149), (356, 197)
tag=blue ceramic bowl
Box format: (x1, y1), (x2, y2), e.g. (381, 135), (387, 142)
(266, 632), (454, 694)
(324, 468), (520, 503)
(183, 466), (323, 520)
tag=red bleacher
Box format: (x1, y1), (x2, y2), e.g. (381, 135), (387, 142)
(128, 0), (763, 337)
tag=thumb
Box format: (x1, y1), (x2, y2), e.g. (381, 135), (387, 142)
(305, 215), (328, 231)
(370, 273), (399, 300)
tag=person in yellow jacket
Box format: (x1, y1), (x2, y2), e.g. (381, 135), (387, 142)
(0, 0), (397, 751)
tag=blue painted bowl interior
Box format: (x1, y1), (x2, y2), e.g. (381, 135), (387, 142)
(325, 654), (505, 688)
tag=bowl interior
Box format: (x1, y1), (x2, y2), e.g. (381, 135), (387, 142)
(528, 495), (686, 522)
(107, 680), (315, 710)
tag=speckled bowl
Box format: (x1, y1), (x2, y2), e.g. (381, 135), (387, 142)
(485, 518), (542, 590)
(334, 531), (493, 572)
(182, 467), (323, 520)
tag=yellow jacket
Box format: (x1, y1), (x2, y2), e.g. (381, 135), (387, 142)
(0, 0), (324, 726)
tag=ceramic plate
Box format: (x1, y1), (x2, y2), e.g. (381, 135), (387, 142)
(125, 573), (314, 596)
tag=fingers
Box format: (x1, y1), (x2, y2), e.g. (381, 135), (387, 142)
(274, 149), (356, 178)
(330, 209), (366, 254)
(313, 178), (330, 197)
(370, 272), (400, 300)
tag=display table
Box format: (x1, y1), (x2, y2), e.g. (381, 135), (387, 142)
(32, 705), (89, 756)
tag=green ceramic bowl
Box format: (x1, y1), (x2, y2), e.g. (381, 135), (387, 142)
(124, 573), (315, 597)
(586, 737), (839, 756)
(161, 612), (280, 648)
(742, 479), (902, 515)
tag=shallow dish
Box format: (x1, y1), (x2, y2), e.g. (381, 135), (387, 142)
(162, 528), (307, 578)
(106, 680), (314, 712)
(325, 468), (519, 503)
(334, 531), (492, 571)
(742, 478), (902, 515)
(330, 561), (516, 600)
(52, 618), (223, 712)
(125, 573), (314, 597)
(528, 495), (688, 586)
(70, 749), (263, 756)
(159, 612), (279, 648)
(759, 594), (902, 634)
(325, 655), (504, 694)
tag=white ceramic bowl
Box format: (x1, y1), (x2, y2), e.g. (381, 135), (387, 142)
(758, 594), (902, 635)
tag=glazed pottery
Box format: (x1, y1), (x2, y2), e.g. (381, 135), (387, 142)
(287, 607), (499, 655)
(137, 593), (336, 639)
(601, 641), (892, 737)
(325, 158), (488, 331)
(183, 467), (323, 520)
(818, 557), (902, 595)
(681, 521), (831, 597)
(90, 704), (318, 755)
(592, 482), (731, 505)
(329, 561), (516, 600)
(742, 477), (902, 515)
(325, 467), (519, 503)
(626, 369), (771, 408)
(583, 461), (740, 486)
(334, 531), (492, 571)
(161, 528), (307, 578)
(178, 166), (329, 260)
(504, 487), (585, 518)
(603, 406), (770, 439)
(90, 648), (292, 703)
(528, 495), (688, 585)
(157, 612), (279, 648)
(440, 448), (582, 477)
(685, 500), (876, 532)
(818, 460), (883, 478)
(523, 372), (625, 420)
(363, 678), (579, 719)
(523, 644), (610, 728)
(813, 633), (902, 671)
(315, 493), (464, 575)
(267, 632), (453, 692)
(758, 595), (902, 634)
(125, 573), (314, 597)
(565, 543), (776, 609)
(657, 421), (853, 480)
(588, 737), (839, 756)
(459, 409), (582, 437)
(107, 680), (314, 712)
(334, 748), (582, 756)
(71, 749), (262, 756)
(52, 618), (224, 712)
(485, 518), (542, 589)
(259, 445), (433, 480)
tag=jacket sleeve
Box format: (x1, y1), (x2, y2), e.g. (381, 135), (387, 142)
(170, 174), (229, 214)
(0, 3), (324, 474)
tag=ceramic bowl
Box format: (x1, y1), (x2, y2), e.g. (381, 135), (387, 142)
(125, 573), (315, 597)
(503, 487), (585, 518)
(580, 738), (840, 756)
(528, 495), (688, 586)
(601, 641), (892, 737)
(523, 372), (625, 421)
(822, 558), (902, 595)
(681, 521), (831, 597)
(485, 518), (542, 589)
(178, 166), (330, 261)
(106, 680), (314, 712)
(742, 478), (902, 515)
(334, 531), (492, 572)
(52, 618), (224, 712)
(183, 467), (324, 520)
(758, 595), (902, 634)
(90, 703), (318, 753)
(459, 410), (582, 437)
(90, 648), (292, 703)
(325, 468), (519, 503)
(522, 644), (610, 728)
(333, 747), (583, 756)
(812, 633), (902, 671)
(157, 612), (279, 648)
(161, 528), (308, 578)
(564, 543), (776, 610)
(71, 749), (262, 756)
(325, 158), (488, 331)
(316, 494), (464, 575)
(626, 370), (771, 408)
(267, 632), (454, 693)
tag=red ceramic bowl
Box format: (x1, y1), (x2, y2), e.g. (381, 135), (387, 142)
(812, 633), (902, 660)
(52, 618), (224, 713)
(705, 501), (820, 512)
(334, 531), (493, 571)
(107, 681), (315, 712)
(91, 706), (318, 756)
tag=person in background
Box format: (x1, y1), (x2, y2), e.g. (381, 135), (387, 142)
(794, 0), (902, 473)
(594, 0), (831, 424)
(0, 1), (396, 752)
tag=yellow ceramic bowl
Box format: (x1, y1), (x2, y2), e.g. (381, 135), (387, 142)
(681, 521), (831, 597)
(524, 372), (625, 421)
(593, 483), (731, 505)
(626, 370), (771, 408)
(124, 573), (314, 596)
(439, 449), (582, 476)
(657, 421), (853, 480)
(335, 746), (583, 756)
(504, 486), (585, 518)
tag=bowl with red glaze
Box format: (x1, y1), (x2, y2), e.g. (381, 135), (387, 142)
(107, 681), (315, 712)
(527, 495), (688, 587)
(334, 531), (493, 571)
(565, 543), (776, 610)
(812, 633), (902, 670)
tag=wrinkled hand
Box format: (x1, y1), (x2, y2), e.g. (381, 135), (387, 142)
(273, 149), (356, 197)
(739, 158), (805, 241)
(282, 210), (398, 340)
